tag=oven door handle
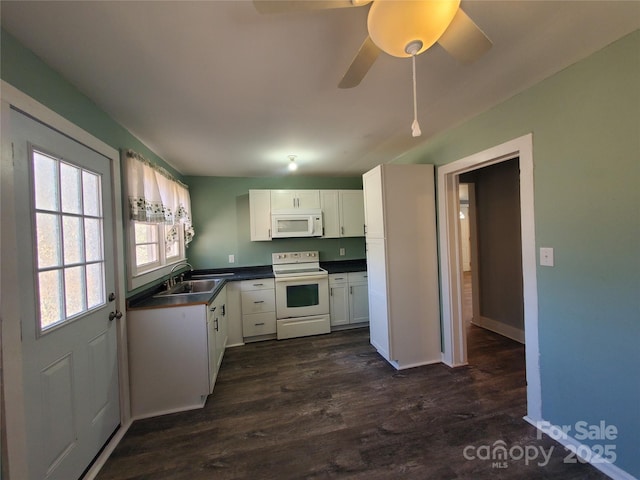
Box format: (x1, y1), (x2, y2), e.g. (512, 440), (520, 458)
(274, 274), (328, 283)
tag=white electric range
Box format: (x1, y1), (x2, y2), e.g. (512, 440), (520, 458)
(272, 251), (330, 340)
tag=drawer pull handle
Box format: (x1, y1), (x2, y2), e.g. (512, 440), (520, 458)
(255, 322), (265, 326)
(254, 300), (265, 304)
(253, 283), (264, 286)
(335, 277), (345, 280)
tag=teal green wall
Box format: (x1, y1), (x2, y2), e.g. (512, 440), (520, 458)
(398, 31), (640, 477)
(186, 176), (365, 269)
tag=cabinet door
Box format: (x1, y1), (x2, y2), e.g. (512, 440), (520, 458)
(340, 190), (365, 237)
(241, 289), (275, 314)
(249, 190), (271, 241)
(271, 190), (320, 210)
(207, 303), (217, 393)
(363, 166), (385, 238)
(225, 282), (243, 346)
(214, 287), (228, 372)
(321, 190), (340, 238)
(349, 283), (369, 323)
(366, 237), (390, 360)
(242, 312), (277, 337)
(296, 190), (320, 209)
(271, 190), (297, 210)
(329, 283), (349, 326)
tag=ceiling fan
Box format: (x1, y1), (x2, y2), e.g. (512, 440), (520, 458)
(253, 0), (492, 89)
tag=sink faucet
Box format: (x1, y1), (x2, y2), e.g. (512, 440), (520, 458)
(169, 262), (193, 287)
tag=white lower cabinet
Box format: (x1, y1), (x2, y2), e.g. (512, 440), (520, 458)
(209, 286), (227, 390)
(128, 286), (227, 419)
(347, 272), (369, 323)
(329, 271), (369, 328)
(240, 278), (277, 340)
(225, 281), (244, 346)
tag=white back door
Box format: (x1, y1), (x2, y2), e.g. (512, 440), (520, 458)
(11, 108), (120, 480)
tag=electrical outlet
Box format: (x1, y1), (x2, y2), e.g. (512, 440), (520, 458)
(228, 254), (235, 264)
(339, 248), (345, 256)
(540, 247), (554, 267)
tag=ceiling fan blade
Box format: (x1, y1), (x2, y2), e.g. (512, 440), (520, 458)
(253, 1), (359, 14)
(438, 8), (492, 64)
(338, 36), (381, 89)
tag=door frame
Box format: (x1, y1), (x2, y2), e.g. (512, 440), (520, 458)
(1, 81), (131, 479)
(436, 133), (542, 423)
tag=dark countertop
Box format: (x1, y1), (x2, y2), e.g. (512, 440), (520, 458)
(127, 261), (365, 310)
(321, 259), (367, 274)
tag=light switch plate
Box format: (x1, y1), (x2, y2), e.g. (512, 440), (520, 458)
(228, 254), (235, 264)
(540, 247), (554, 267)
(339, 247), (345, 256)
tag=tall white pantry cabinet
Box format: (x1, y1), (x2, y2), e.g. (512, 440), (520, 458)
(362, 164), (441, 369)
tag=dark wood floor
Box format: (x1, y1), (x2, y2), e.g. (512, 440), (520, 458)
(97, 326), (607, 479)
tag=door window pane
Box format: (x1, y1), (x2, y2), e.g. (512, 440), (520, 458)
(60, 162), (82, 214)
(38, 270), (63, 328)
(31, 149), (107, 332)
(36, 212), (61, 268)
(86, 263), (105, 309)
(62, 215), (84, 265)
(33, 152), (59, 211)
(84, 218), (103, 262)
(64, 266), (86, 317)
(82, 170), (101, 217)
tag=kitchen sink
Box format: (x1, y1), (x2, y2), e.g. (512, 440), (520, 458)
(154, 279), (222, 297)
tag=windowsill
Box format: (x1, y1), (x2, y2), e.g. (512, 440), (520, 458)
(128, 258), (187, 292)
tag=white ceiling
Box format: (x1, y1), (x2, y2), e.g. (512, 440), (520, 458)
(2, 1), (639, 177)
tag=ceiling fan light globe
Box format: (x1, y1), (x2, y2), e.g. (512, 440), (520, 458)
(367, 0), (461, 58)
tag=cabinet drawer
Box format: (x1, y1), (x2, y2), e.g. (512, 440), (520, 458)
(348, 271), (368, 283)
(243, 312), (277, 337)
(329, 273), (348, 285)
(240, 278), (274, 291)
(241, 289), (275, 314)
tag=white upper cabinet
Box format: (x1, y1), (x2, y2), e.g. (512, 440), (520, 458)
(339, 190), (365, 237)
(362, 168), (385, 239)
(250, 188), (363, 241)
(321, 190), (365, 238)
(271, 190), (320, 210)
(249, 189), (271, 241)
(320, 190), (340, 237)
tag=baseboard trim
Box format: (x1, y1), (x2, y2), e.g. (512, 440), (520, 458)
(524, 416), (636, 480)
(83, 419), (132, 480)
(472, 316), (525, 344)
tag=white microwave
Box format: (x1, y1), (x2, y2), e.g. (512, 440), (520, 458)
(271, 210), (323, 238)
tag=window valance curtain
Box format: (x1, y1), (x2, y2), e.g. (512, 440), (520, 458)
(125, 149), (195, 245)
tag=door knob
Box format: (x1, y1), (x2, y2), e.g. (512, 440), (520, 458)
(108, 310), (123, 321)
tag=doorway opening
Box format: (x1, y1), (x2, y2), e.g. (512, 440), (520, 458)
(437, 134), (541, 422)
(460, 158), (524, 344)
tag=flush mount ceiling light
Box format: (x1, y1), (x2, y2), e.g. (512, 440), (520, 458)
(287, 155), (298, 172)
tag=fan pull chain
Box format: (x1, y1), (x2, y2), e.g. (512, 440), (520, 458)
(411, 53), (422, 137)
